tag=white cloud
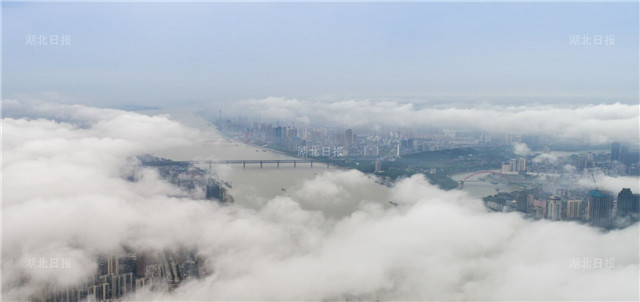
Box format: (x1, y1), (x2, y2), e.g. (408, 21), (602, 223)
(533, 152), (559, 164)
(220, 97), (639, 144)
(576, 173), (640, 193)
(512, 142), (531, 156)
(132, 174), (638, 301)
(2, 101), (202, 298)
(2, 100), (638, 301)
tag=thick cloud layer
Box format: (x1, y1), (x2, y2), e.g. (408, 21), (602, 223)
(137, 174), (639, 301)
(2, 100), (638, 301)
(577, 173), (640, 194)
(220, 97), (639, 144)
(2, 101), (202, 298)
(512, 142), (532, 156)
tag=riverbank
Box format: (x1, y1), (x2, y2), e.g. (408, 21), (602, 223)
(211, 122), (466, 190)
(151, 110), (508, 196)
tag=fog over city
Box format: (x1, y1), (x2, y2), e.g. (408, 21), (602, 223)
(2, 1), (639, 302)
(2, 101), (638, 301)
(210, 97), (639, 144)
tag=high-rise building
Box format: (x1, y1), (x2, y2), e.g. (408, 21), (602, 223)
(611, 142), (621, 161)
(509, 159), (518, 172)
(533, 199), (548, 217)
(206, 184), (219, 200)
(206, 181), (222, 201)
(518, 158), (527, 172)
(374, 160), (382, 173)
(516, 192), (528, 213)
(547, 196), (562, 221)
(566, 199), (582, 219)
(274, 126), (284, 146)
(107, 256), (119, 275)
(345, 129), (353, 149)
(616, 188), (640, 218)
(501, 162), (510, 174)
(136, 254), (147, 278)
(587, 190), (614, 227)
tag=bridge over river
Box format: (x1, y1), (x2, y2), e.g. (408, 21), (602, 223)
(145, 159), (333, 168)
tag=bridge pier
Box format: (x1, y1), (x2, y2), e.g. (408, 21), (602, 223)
(260, 161), (263, 168)
(243, 161), (246, 169)
(310, 161), (313, 168)
(277, 162), (279, 168)
(294, 161), (296, 168)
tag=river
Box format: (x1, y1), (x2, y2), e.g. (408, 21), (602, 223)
(149, 110), (500, 206)
(151, 110), (391, 209)
(450, 171), (511, 199)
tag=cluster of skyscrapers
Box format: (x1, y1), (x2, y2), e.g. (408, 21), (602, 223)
(139, 155), (234, 203)
(217, 118), (525, 159)
(218, 118), (640, 179)
(581, 188), (639, 228)
(31, 252), (203, 302)
(30, 158), (233, 301)
(487, 187), (639, 228)
(501, 158), (527, 174)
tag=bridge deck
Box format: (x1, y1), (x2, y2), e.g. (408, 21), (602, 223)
(190, 159), (328, 168)
(143, 159), (335, 168)
(197, 159), (314, 164)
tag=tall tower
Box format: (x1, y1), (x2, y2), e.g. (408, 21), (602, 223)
(587, 190), (613, 228)
(566, 199), (582, 219)
(518, 158), (526, 172)
(516, 192), (528, 213)
(107, 256), (119, 275)
(509, 159), (517, 172)
(611, 142), (621, 161)
(136, 254), (147, 278)
(547, 196), (561, 221)
(616, 188), (640, 218)
(206, 180), (222, 201)
(345, 129), (353, 150)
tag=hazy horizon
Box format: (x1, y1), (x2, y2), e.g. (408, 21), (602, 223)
(3, 1), (638, 108)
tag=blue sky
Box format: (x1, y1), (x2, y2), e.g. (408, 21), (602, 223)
(2, 1), (638, 107)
